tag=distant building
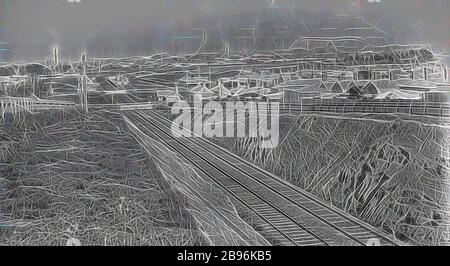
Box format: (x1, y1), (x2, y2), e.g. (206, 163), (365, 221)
(423, 91), (450, 103)
(330, 81), (344, 93)
(210, 81), (232, 99)
(396, 80), (437, 92)
(375, 89), (423, 101)
(281, 79), (331, 102)
(345, 81), (380, 98)
(156, 90), (181, 103)
(187, 83), (215, 101)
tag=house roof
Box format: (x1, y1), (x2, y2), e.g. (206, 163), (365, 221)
(189, 84), (214, 94)
(264, 92), (283, 100)
(330, 81), (344, 93)
(346, 80), (358, 90)
(395, 79), (437, 91)
(319, 81), (329, 91)
(347, 85), (362, 95)
(345, 81), (381, 96)
(231, 85), (256, 96)
(275, 79), (322, 89)
(211, 83), (232, 97)
(257, 87), (272, 95)
(375, 89), (423, 100)
(156, 90), (179, 97)
(277, 79), (330, 93)
(361, 81), (380, 95)
(189, 84), (205, 93)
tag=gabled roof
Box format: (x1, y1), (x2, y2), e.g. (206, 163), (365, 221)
(319, 81), (329, 92)
(330, 81), (344, 93)
(189, 84), (214, 94)
(347, 80), (359, 90)
(232, 85), (253, 96)
(197, 86), (214, 95)
(210, 83), (226, 93)
(361, 81), (380, 95)
(211, 83), (232, 97)
(346, 81), (362, 95)
(189, 83), (205, 93)
(156, 90), (180, 97)
(327, 41), (338, 51)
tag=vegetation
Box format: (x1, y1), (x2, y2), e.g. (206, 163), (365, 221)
(213, 113), (450, 245)
(0, 110), (208, 245)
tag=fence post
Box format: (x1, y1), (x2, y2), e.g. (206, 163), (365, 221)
(300, 100), (303, 115)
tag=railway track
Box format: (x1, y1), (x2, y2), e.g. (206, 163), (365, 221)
(123, 109), (404, 246)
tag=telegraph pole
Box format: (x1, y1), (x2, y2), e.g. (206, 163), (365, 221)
(79, 53), (89, 114)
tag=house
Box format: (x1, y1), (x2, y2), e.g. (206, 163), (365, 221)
(187, 83), (215, 101)
(264, 92), (283, 101)
(345, 81), (380, 97)
(346, 81), (362, 96)
(375, 89), (423, 101)
(361, 81), (380, 95)
(330, 81), (344, 93)
(395, 80), (437, 92)
(282, 79), (331, 103)
(210, 81), (232, 99)
(156, 90), (181, 102)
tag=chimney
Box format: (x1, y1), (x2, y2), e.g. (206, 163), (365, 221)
(423, 67), (428, 81)
(53, 47), (59, 66)
(81, 53), (87, 67)
(444, 66), (448, 83)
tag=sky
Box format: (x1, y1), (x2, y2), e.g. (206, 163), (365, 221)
(1, 0), (289, 42)
(0, 0), (449, 60)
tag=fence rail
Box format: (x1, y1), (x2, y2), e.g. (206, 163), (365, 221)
(172, 100), (450, 118)
(282, 100), (450, 118)
(0, 97), (75, 118)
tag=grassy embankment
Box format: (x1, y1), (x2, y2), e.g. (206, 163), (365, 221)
(0, 109), (266, 245)
(212, 113), (450, 246)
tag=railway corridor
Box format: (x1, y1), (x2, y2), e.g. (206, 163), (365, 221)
(123, 109), (403, 246)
